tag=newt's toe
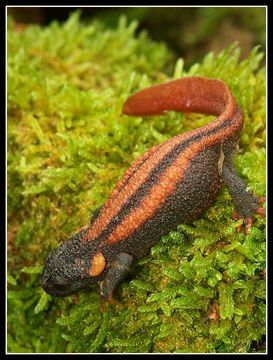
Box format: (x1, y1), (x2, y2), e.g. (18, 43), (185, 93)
(100, 292), (116, 312)
(256, 207), (266, 216)
(258, 196), (266, 204)
(256, 196), (266, 217)
(232, 211), (240, 220)
(233, 196), (266, 235)
(244, 217), (253, 235)
(100, 299), (107, 312)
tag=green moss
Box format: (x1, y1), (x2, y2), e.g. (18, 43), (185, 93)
(7, 12), (265, 353)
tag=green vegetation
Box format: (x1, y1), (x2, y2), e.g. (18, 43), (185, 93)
(7, 11), (266, 353)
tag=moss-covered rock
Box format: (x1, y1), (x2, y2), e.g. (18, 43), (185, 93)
(7, 11), (266, 353)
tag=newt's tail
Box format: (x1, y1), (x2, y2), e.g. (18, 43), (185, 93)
(123, 76), (236, 118)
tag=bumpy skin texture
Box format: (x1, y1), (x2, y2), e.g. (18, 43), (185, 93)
(41, 77), (264, 307)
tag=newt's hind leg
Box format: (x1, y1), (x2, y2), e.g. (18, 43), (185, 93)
(222, 164), (265, 234)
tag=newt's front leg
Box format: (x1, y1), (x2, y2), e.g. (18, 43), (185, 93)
(99, 252), (135, 311)
(222, 163), (265, 234)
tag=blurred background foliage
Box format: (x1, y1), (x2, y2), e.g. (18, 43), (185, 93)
(8, 6), (266, 67)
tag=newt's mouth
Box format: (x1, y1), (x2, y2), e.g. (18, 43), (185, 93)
(40, 268), (75, 297)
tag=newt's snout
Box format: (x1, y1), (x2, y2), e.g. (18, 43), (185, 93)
(41, 229), (100, 297)
(41, 250), (76, 297)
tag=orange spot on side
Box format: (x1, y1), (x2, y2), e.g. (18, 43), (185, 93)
(89, 252), (106, 277)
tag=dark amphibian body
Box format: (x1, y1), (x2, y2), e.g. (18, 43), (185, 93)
(41, 77), (265, 309)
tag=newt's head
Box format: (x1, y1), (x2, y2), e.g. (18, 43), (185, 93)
(41, 227), (107, 297)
